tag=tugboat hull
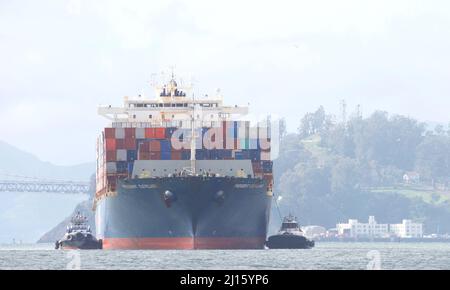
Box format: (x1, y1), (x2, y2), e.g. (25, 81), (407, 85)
(56, 233), (102, 250)
(266, 234), (314, 249)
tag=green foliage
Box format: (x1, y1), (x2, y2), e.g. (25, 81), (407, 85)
(322, 111), (425, 171)
(415, 135), (450, 183)
(298, 106), (333, 138)
(274, 108), (450, 233)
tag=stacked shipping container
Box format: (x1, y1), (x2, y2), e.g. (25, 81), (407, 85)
(96, 121), (273, 197)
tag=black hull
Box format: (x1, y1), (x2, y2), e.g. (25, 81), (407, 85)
(56, 234), (102, 250)
(266, 234), (315, 249)
(95, 176), (272, 249)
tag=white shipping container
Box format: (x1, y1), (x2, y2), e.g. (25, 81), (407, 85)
(249, 127), (258, 139)
(237, 123), (247, 139)
(117, 149), (127, 161)
(249, 139), (258, 149)
(135, 128), (145, 139)
(106, 162), (117, 174)
(115, 128), (125, 139)
(261, 151), (271, 160)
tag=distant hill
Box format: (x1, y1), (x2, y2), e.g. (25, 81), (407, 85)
(0, 140), (94, 181)
(0, 140), (95, 243)
(37, 200), (95, 244)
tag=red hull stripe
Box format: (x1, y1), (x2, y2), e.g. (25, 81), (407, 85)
(195, 237), (266, 249)
(102, 237), (266, 250)
(103, 237), (194, 250)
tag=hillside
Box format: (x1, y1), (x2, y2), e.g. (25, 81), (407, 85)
(300, 134), (450, 207)
(0, 140), (94, 180)
(37, 200), (95, 243)
(0, 140), (95, 243)
(273, 108), (450, 234)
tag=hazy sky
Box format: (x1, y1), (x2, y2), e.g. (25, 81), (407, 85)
(1, 0), (449, 165)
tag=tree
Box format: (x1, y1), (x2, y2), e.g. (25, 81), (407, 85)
(415, 135), (450, 184)
(349, 112), (425, 170)
(435, 124), (444, 135)
(298, 106), (333, 138)
(278, 118), (287, 140)
(330, 157), (361, 196)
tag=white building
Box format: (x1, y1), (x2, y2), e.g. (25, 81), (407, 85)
(336, 216), (389, 238)
(390, 220), (423, 238)
(302, 225), (327, 239)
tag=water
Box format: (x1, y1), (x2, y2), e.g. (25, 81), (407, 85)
(0, 242), (449, 270)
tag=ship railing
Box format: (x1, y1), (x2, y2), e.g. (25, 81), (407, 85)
(110, 121), (236, 129)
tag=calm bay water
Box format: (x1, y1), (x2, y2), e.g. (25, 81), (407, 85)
(0, 242), (449, 270)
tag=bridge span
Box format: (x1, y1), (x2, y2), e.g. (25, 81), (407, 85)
(0, 180), (90, 194)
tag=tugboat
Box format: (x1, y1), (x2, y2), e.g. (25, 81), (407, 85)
(55, 212), (102, 250)
(266, 215), (315, 249)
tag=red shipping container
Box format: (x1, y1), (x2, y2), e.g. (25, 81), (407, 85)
(125, 138), (136, 150)
(125, 128), (136, 138)
(139, 152), (150, 160)
(145, 128), (155, 138)
(116, 139), (125, 150)
(222, 121), (227, 149)
(263, 174), (273, 185)
(149, 140), (161, 152)
(150, 152), (161, 160)
(171, 151), (182, 160)
(106, 150), (116, 162)
(252, 161), (263, 173)
(105, 138), (116, 151)
(105, 128), (115, 139)
(138, 141), (149, 152)
(154, 127), (166, 139)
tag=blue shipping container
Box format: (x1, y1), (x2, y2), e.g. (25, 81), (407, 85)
(117, 161), (128, 173)
(161, 151), (171, 160)
(160, 140), (171, 152)
(222, 150), (232, 159)
(181, 150), (191, 160)
(127, 150), (137, 161)
(196, 149), (208, 160)
(128, 162), (134, 175)
(165, 127), (177, 138)
(249, 149), (261, 161)
(235, 150), (250, 160)
(262, 161), (273, 173)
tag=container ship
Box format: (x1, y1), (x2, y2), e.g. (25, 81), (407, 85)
(94, 75), (273, 249)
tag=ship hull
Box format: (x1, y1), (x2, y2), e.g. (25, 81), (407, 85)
(95, 176), (271, 250)
(57, 233), (102, 250)
(266, 234), (315, 249)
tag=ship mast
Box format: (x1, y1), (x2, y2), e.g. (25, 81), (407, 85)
(190, 92), (196, 174)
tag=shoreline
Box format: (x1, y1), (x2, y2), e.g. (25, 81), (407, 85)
(314, 237), (450, 243)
